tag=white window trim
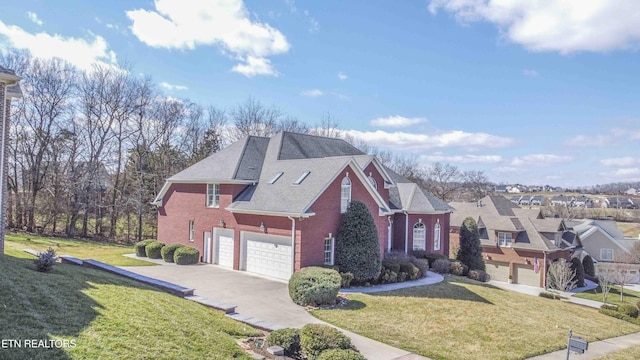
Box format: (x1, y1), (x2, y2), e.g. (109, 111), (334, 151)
(324, 237), (335, 265)
(413, 222), (426, 251)
(498, 232), (512, 247)
(601, 248), (614, 262)
(434, 222), (441, 251)
(340, 177), (351, 214)
(207, 183), (220, 208)
(189, 220), (195, 242)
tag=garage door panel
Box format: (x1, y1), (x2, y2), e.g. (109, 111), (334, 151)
(515, 264), (540, 287)
(217, 236), (234, 268)
(242, 232), (292, 280)
(485, 261), (509, 282)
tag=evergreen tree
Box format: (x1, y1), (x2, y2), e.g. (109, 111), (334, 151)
(456, 217), (485, 271)
(335, 201), (381, 283)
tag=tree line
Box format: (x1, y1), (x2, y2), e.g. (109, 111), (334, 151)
(1, 50), (489, 242)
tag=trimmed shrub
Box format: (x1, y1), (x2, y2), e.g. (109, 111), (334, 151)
(161, 243), (184, 263)
(381, 259), (401, 274)
(174, 246), (200, 265)
(456, 217), (485, 271)
(412, 250), (429, 259)
(379, 268), (398, 284)
(340, 272), (354, 288)
(289, 267), (341, 306)
(134, 239), (156, 257)
(618, 303), (639, 318)
(539, 292), (566, 300)
(145, 241), (165, 259)
(266, 328), (300, 357)
(335, 201), (382, 284)
(601, 304), (618, 311)
(318, 349), (366, 360)
(582, 255), (595, 277)
(34, 248), (57, 272)
(468, 270), (490, 282)
(399, 260), (420, 280)
(450, 260), (468, 276)
(410, 258), (429, 278)
(300, 324), (354, 360)
(432, 258), (451, 274)
(424, 253), (448, 265)
(599, 308), (636, 324)
(570, 257), (585, 288)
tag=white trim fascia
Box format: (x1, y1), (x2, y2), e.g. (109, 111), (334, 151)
(0, 73), (20, 83)
(226, 206), (315, 218)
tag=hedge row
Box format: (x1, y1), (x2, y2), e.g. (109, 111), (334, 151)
(134, 240), (199, 265)
(267, 325), (362, 360)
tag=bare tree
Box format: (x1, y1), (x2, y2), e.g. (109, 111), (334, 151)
(546, 258), (577, 291)
(311, 112), (340, 138)
(597, 269), (614, 304)
(462, 170), (490, 202)
(229, 97), (281, 140)
(424, 162), (462, 202)
(277, 116), (309, 134)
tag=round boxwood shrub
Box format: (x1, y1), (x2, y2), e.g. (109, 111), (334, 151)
(289, 267), (341, 306)
(161, 243), (185, 263)
(134, 239), (156, 257)
(145, 241), (165, 259)
(300, 324), (354, 360)
(174, 246), (200, 265)
(266, 328), (300, 357)
(318, 349), (366, 360)
(432, 258), (451, 274)
(618, 303), (639, 318)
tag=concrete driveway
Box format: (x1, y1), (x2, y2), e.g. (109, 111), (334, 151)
(121, 261), (425, 360)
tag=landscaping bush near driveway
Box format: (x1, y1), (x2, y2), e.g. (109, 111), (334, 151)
(317, 348), (366, 360)
(161, 243), (184, 263)
(145, 241), (165, 259)
(266, 328), (300, 357)
(174, 246), (200, 265)
(300, 324), (355, 360)
(134, 239), (156, 257)
(289, 267), (341, 306)
(468, 269), (490, 282)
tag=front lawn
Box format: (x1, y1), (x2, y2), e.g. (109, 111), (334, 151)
(0, 253), (260, 359)
(5, 233), (152, 266)
(574, 285), (640, 306)
(312, 276), (640, 360)
(593, 344), (640, 360)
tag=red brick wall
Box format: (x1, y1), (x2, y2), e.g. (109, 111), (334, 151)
(393, 212), (451, 256)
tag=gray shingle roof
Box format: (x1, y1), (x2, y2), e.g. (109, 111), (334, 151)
(384, 166), (453, 213)
(278, 132), (365, 160)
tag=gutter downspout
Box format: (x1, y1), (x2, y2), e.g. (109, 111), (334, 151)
(288, 216), (296, 276)
(0, 84), (7, 250)
(387, 216), (392, 253)
(543, 251), (548, 289)
(404, 211), (409, 255)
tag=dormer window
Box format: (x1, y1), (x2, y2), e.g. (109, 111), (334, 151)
(498, 232), (512, 247)
(340, 176), (351, 213)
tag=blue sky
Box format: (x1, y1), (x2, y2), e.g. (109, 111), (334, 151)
(1, 0), (639, 188)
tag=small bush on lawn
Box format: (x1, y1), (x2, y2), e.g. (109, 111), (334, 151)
(379, 268), (398, 284)
(399, 260), (420, 280)
(145, 241), (165, 259)
(266, 328), (300, 357)
(618, 303), (639, 318)
(318, 349), (366, 360)
(34, 248), (57, 272)
(300, 324), (354, 360)
(174, 246), (200, 265)
(381, 259), (401, 274)
(161, 243), (184, 262)
(599, 308), (637, 324)
(340, 272), (354, 288)
(539, 292), (566, 300)
(450, 260), (468, 276)
(468, 270), (490, 282)
(289, 267), (341, 306)
(134, 239), (156, 257)
(432, 258), (451, 274)
(601, 304), (618, 311)
(410, 258), (429, 278)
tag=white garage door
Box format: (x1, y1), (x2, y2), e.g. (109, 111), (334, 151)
(217, 236), (234, 268)
(485, 261), (509, 282)
(243, 233), (292, 280)
(514, 264), (540, 287)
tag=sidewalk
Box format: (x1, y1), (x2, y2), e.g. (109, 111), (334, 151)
(529, 332), (640, 359)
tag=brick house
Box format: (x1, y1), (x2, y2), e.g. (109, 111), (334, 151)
(0, 66), (22, 254)
(153, 132), (453, 280)
(449, 195), (575, 287)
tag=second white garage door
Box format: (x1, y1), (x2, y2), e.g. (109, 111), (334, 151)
(217, 235), (234, 268)
(485, 261), (509, 282)
(242, 232), (292, 280)
(514, 264), (540, 287)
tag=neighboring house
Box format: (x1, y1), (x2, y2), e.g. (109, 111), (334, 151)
(449, 195), (574, 287)
(573, 195), (593, 208)
(0, 66), (22, 254)
(494, 185), (509, 193)
(530, 195), (546, 206)
(625, 188), (638, 196)
(153, 132), (453, 280)
(507, 186), (521, 194)
(606, 197), (637, 209)
(568, 219), (640, 284)
(550, 195), (574, 207)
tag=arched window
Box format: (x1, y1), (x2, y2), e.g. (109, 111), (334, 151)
(340, 177), (351, 213)
(368, 176), (378, 190)
(413, 222), (426, 251)
(434, 221), (441, 251)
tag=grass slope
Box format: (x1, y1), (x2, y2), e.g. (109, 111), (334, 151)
(5, 233), (152, 266)
(574, 285), (640, 306)
(0, 253), (259, 360)
(593, 344), (640, 360)
(313, 277), (640, 360)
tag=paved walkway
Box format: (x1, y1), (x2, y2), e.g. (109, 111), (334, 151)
(489, 279), (605, 309)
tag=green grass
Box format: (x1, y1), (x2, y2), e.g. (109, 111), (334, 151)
(312, 276), (640, 360)
(0, 252), (260, 359)
(593, 344), (640, 360)
(574, 285), (640, 306)
(5, 233), (153, 266)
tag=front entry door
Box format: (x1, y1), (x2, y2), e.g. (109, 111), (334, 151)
(203, 231), (212, 263)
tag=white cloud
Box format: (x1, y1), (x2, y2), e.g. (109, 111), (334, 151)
(0, 21), (117, 71)
(420, 153), (503, 164)
(27, 12), (43, 26)
(370, 115), (425, 128)
(338, 72), (347, 81)
(523, 69), (538, 77)
(160, 81), (188, 91)
(614, 168), (640, 177)
(342, 129), (513, 151)
(429, 1), (640, 53)
(600, 157), (639, 167)
(301, 89), (323, 97)
(568, 124), (640, 147)
(126, 0), (290, 77)
(511, 154), (573, 167)
(493, 166), (519, 174)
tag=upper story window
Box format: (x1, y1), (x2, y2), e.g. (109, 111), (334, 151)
(434, 221), (441, 251)
(340, 177), (351, 213)
(498, 232), (512, 247)
(601, 248), (614, 262)
(413, 222), (426, 251)
(207, 184), (220, 207)
(368, 175), (378, 190)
